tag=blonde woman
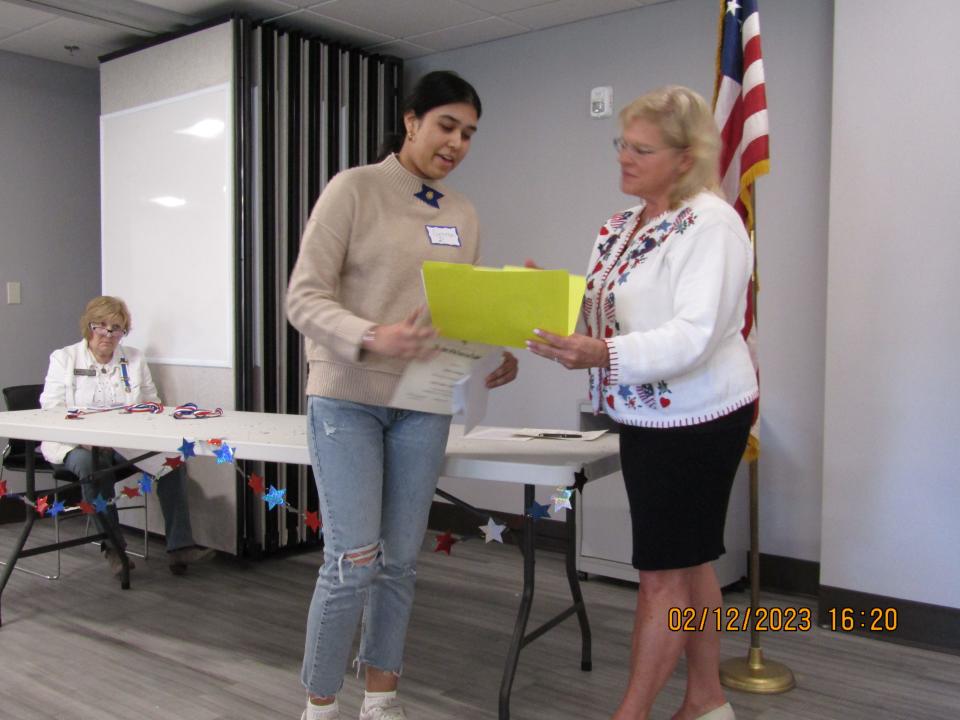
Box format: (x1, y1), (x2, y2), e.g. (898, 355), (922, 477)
(528, 86), (757, 720)
(40, 296), (210, 576)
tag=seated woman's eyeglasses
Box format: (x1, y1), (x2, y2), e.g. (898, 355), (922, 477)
(613, 137), (668, 157)
(89, 323), (127, 337)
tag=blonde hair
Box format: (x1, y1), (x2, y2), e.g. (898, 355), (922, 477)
(619, 85), (720, 208)
(80, 296), (131, 341)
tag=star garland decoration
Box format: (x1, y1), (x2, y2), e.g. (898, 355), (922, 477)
(428, 484), (579, 556)
(2, 415), (578, 559)
(5, 436), (246, 521)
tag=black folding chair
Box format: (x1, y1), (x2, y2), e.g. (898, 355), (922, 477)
(0, 385), (80, 579)
(0, 385), (149, 577)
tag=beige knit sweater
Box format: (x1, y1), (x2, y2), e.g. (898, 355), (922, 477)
(286, 154), (479, 406)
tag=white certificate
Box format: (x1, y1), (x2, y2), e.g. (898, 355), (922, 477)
(389, 338), (502, 433)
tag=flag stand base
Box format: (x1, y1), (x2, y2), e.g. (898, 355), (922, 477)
(720, 647), (795, 694)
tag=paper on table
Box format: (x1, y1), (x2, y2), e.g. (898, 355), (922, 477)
(389, 338), (501, 430)
(513, 428), (609, 441)
(422, 262), (586, 348)
(462, 427), (533, 442)
(68, 404), (127, 414)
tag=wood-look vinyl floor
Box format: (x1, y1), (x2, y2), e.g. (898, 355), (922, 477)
(0, 521), (958, 719)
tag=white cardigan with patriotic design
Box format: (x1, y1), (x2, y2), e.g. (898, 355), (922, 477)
(584, 191), (758, 428)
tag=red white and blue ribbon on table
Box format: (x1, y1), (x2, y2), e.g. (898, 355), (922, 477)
(173, 402), (224, 420)
(124, 402), (164, 414)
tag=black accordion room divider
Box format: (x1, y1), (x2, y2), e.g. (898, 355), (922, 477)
(232, 18), (403, 554)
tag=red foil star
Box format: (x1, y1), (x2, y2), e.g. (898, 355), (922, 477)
(0, 479), (7, 499)
(247, 473), (265, 496)
(304, 510), (321, 533)
(163, 455), (184, 469)
(36, 495), (50, 517)
(78, 500), (96, 515)
(120, 485), (141, 499)
(433, 531), (457, 555)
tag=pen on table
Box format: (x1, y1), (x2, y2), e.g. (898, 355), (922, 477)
(536, 432), (582, 439)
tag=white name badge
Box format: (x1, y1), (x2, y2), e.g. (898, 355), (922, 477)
(426, 225), (461, 247)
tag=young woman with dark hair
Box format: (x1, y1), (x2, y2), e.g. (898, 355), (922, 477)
(287, 71), (516, 720)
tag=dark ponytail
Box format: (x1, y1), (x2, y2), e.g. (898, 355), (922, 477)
(377, 70), (482, 161)
(377, 131), (406, 160)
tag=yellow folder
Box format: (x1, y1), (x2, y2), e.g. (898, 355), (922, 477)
(422, 262), (586, 348)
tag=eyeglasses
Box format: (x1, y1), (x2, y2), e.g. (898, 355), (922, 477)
(613, 137), (672, 158)
(89, 323), (127, 337)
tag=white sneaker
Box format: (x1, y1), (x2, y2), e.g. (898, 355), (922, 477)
(358, 697), (406, 720)
(302, 698), (341, 719)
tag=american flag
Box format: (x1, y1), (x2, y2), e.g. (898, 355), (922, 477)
(713, 0), (770, 230)
(712, 0), (769, 456)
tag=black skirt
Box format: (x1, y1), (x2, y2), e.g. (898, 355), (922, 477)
(618, 402), (755, 571)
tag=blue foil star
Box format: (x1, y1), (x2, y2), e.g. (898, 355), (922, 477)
(139, 473), (153, 495)
(414, 183), (444, 208)
(48, 500), (66, 517)
(178, 438), (196, 459)
(214, 442), (235, 464)
(527, 500), (551, 521)
(263, 485), (287, 510)
(93, 494), (109, 514)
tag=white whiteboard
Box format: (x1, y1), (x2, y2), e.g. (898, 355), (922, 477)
(100, 83), (234, 367)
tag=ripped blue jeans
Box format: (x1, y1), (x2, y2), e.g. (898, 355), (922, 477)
(301, 396), (452, 697)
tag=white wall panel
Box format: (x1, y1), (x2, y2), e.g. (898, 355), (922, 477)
(821, 0), (960, 606)
(101, 84), (233, 367)
(99, 21), (237, 553)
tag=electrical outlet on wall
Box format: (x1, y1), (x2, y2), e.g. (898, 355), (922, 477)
(590, 86), (613, 118)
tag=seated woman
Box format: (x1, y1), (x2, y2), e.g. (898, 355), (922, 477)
(39, 296), (212, 576)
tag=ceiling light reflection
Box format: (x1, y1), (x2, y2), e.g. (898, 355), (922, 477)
(177, 118), (224, 138)
(150, 196), (186, 208)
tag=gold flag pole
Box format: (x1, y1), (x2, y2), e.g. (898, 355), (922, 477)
(720, 199), (795, 694)
(719, 458), (795, 692)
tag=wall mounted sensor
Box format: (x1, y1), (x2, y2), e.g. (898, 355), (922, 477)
(590, 86), (613, 118)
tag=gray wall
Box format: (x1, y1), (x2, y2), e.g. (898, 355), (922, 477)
(0, 49), (100, 399)
(821, 0), (960, 607)
(409, 0), (833, 562)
